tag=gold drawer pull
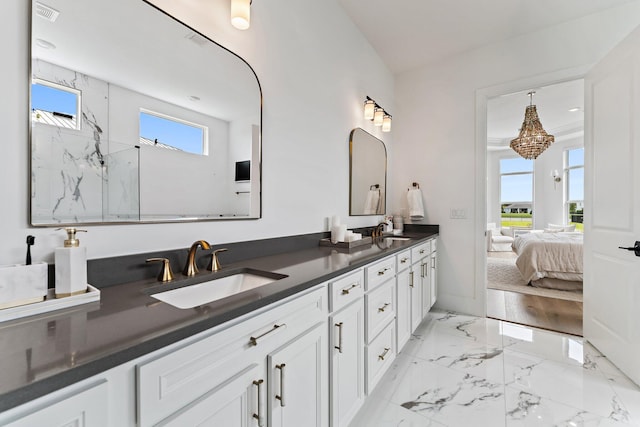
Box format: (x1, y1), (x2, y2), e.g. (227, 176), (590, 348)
(341, 282), (361, 295)
(409, 271), (414, 288)
(378, 347), (391, 361)
(252, 379), (265, 427)
(275, 363), (286, 407)
(377, 267), (392, 276)
(400, 257), (409, 264)
(378, 302), (391, 313)
(249, 323), (286, 346)
(419, 249), (425, 254)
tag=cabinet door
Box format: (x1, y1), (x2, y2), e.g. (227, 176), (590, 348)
(2, 380), (108, 427)
(268, 322), (328, 427)
(157, 363), (265, 427)
(410, 263), (422, 332)
(330, 300), (365, 427)
(430, 251), (437, 308)
(420, 257), (431, 318)
(396, 269), (411, 350)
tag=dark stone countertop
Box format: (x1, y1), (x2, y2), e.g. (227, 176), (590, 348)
(0, 226), (438, 412)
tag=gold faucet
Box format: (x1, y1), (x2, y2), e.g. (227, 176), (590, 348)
(208, 248), (228, 272)
(183, 240), (211, 276)
(372, 223), (386, 238)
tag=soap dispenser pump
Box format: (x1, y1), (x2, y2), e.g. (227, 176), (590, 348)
(55, 228), (88, 298)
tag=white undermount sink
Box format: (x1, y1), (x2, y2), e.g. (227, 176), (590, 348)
(151, 271), (286, 309)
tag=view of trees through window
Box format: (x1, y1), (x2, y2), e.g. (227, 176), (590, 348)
(500, 157), (533, 228)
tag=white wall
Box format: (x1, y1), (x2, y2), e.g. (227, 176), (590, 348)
(1, 0), (393, 263)
(487, 136), (583, 229)
(392, 3), (640, 316)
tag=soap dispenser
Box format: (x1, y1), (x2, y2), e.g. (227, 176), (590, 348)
(55, 228), (88, 298)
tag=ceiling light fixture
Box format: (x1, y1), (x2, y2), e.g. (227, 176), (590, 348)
(231, 0), (251, 30)
(510, 91), (554, 160)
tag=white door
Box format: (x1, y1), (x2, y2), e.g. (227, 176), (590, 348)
(584, 24), (640, 385)
(268, 322), (328, 427)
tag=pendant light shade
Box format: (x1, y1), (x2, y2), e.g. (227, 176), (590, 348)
(373, 107), (384, 126)
(231, 0), (251, 30)
(510, 92), (554, 160)
(364, 97), (375, 120)
(382, 114), (392, 132)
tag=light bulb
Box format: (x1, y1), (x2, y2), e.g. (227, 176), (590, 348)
(382, 114), (391, 132)
(364, 98), (375, 120)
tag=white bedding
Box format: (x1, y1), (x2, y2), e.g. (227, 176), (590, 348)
(512, 232), (583, 284)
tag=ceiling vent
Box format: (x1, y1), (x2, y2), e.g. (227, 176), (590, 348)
(35, 2), (60, 22)
(185, 32), (208, 47)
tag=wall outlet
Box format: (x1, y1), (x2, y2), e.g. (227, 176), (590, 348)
(450, 208), (467, 219)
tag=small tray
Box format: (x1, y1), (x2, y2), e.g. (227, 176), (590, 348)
(0, 285), (100, 323)
(319, 236), (372, 249)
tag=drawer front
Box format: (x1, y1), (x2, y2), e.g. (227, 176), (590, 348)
(411, 242), (431, 261)
(137, 286), (327, 427)
(365, 256), (396, 291)
(365, 320), (395, 394)
(365, 279), (395, 343)
(329, 269), (364, 313)
(395, 249), (412, 273)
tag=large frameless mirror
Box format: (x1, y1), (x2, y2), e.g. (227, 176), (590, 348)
(30, 0), (262, 225)
(349, 128), (387, 216)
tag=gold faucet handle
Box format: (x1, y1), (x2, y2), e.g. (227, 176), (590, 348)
(146, 258), (174, 282)
(208, 248), (228, 272)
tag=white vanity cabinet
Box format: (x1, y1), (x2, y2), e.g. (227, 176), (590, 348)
(328, 270), (365, 427)
(0, 380), (109, 427)
(411, 241), (432, 318)
(137, 286), (327, 427)
(395, 248), (412, 350)
(430, 238), (438, 307)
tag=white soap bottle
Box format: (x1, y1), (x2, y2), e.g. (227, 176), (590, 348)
(55, 228), (88, 298)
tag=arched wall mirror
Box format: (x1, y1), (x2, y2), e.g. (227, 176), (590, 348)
(30, 0), (262, 225)
(349, 128), (387, 216)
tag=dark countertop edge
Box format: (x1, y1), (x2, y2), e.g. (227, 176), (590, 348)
(0, 228), (439, 413)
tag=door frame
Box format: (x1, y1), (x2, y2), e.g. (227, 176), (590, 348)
(474, 65), (591, 317)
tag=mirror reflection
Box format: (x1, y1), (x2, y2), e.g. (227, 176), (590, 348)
(30, 0), (262, 225)
(349, 128), (387, 216)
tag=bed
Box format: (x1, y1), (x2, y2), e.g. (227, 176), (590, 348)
(512, 232), (583, 291)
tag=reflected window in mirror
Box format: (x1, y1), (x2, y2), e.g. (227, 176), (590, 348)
(31, 79), (80, 130)
(349, 128), (387, 216)
(139, 110), (207, 155)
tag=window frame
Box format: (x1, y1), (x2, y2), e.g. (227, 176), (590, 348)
(31, 78), (82, 130)
(564, 147), (584, 228)
(499, 156), (534, 228)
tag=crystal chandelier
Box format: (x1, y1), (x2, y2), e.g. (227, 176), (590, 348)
(510, 91), (554, 159)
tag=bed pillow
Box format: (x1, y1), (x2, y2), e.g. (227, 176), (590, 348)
(546, 223), (576, 232)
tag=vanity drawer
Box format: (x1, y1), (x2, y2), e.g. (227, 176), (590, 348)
(365, 256), (396, 291)
(136, 285), (327, 427)
(396, 249), (412, 273)
(411, 241), (431, 261)
(329, 269), (364, 313)
(365, 320), (395, 394)
(365, 279), (395, 343)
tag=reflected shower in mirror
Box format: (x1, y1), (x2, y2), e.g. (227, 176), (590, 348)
(30, 0), (261, 225)
(349, 128), (387, 216)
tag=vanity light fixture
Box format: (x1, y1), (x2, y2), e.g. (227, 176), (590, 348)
(363, 96), (392, 131)
(510, 91), (554, 159)
(231, 0), (252, 30)
(364, 97), (376, 120)
(382, 113), (392, 132)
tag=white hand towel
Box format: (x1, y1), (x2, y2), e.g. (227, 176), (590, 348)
(363, 190), (380, 214)
(407, 189), (424, 219)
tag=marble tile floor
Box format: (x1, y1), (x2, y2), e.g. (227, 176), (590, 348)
(349, 310), (640, 427)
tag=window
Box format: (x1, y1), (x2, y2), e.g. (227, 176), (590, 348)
(31, 79), (81, 129)
(565, 147), (584, 230)
(139, 110), (207, 155)
(500, 157), (533, 228)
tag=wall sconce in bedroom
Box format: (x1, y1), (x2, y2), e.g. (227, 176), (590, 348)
(363, 96), (392, 132)
(551, 170), (562, 189)
(231, 0), (252, 30)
